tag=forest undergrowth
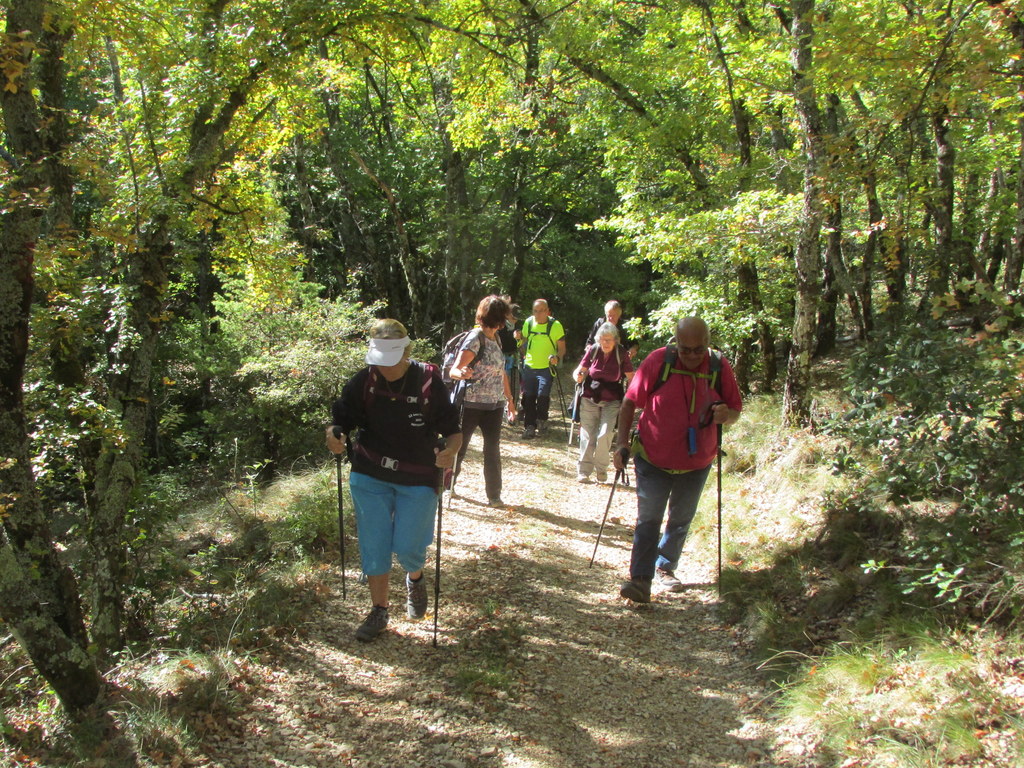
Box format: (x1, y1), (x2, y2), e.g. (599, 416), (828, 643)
(2, 353), (1023, 768)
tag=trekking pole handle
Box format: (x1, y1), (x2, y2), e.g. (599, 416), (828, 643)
(614, 445), (631, 469)
(699, 400), (727, 429)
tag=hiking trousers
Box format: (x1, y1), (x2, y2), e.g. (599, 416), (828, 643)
(455, 405), (503, 500)
(629, 455), (712, 580)
(521, 366), (553, 427)
(578, 397), (620, 478)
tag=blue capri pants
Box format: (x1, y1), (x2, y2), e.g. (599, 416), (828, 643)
(349, 471), (438, 576)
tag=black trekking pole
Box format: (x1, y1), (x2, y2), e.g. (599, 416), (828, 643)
(332, 427), (347, 601)
(447, 400), (464, 511)
(433, 464), (445, 648)
(568, 382), (582, 446)
(589, 467), (623, 568)
(700, 401), (727, 598)
(716, 421), (724, 597)
(550, 364), (569, 440)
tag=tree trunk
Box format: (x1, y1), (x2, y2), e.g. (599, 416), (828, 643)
(433, 70), (476, 339)
(782, 0), (825, 426)
(84, 41), (270, 654)
(87, 226), (170, 654)
(991, 2), (1024, 290)
(736, 260), (777, 392)
(1009, 113), (1024, 290)
(0, 0), (102, 712)
(861, 164), (886, 332)
(927, 105), (956, 300)
(975, 167), (1004, 283)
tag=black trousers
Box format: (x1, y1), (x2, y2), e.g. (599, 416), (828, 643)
(455, 405), (504, 499)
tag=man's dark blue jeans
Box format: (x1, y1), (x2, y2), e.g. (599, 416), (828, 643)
(629, 454), (712, 580)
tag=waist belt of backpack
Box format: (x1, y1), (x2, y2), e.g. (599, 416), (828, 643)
(353, 442), (435, 476)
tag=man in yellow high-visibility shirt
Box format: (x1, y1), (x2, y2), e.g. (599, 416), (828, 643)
(514, 299), (566, 439)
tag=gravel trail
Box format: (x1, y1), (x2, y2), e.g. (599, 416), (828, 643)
(198, 423), (780, 768)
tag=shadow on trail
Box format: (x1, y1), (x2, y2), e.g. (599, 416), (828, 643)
(214, 531), (765, 768)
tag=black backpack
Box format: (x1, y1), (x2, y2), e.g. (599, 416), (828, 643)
(440, 329), (483, 389)
(649, 345), (722, 395)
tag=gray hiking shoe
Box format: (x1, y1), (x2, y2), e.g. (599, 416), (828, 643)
(406, 575), (428, 619)
(619, 577), (652, 603)
(656, 568), (685, 593)
(355, 605), (389, 642)
(537, 419), (548, 436)
(522, 426), (536, 439)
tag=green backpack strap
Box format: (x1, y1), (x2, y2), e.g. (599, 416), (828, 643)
(523, 316), (553, 354)
(652, 345), (723, 409)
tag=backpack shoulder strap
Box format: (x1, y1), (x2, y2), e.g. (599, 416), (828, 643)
(708, 349), (722, 390)
(364, 362), (434, 411)
(660, 344), (676, 382)
(363, 366), (378, 410)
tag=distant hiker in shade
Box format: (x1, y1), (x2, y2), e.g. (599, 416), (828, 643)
(514, 299), (566, 439)
(613, 317), (742, 603)
(326, 319), (462, 642)
(585, 300), (639, 359)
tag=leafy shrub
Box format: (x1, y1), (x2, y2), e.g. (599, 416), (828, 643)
(159, 279), (382, 475)
(829, 313), (1024, 619)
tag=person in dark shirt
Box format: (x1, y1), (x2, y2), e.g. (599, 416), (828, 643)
(585, 300), (639, 359)
(326, 319), (462, 642)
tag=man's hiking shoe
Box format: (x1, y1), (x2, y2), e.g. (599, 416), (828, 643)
(537, 419), (548, 436)
(487, 497), (505, 508)
(577, 474), (591, 484)
(595, 471), (608, 483)
(406, 575), (428, 619)
(522, 426), (536, 439)
(355, 605), (389, 642)
(656, 568), (685, 593)
(619, 577), (652, 603)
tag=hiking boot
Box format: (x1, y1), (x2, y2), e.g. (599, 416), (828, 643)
(577, 474), (591, 484)
(619, 577), (652, 603)
(594, 471), (608, 483)
(487, 497), (505, 508)
(406, 575), (428, 619)
(522, 426), (536, 439)
(355, 605), (389, 642)
(656, 568), (685, 593)
(537, 419), (548, 436)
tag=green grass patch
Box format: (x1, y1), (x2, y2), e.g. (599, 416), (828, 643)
(452, 598), (527, 698)
(778, 626), (1024, 767)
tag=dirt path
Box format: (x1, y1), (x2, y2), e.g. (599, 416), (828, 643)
(200, 422), (779, 768)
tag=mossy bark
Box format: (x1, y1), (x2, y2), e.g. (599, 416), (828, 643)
(0, 0), (102, 712)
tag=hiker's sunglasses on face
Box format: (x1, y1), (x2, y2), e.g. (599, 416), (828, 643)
(678, 345), (706, 356)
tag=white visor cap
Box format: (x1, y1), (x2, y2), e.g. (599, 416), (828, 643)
(365, 336), (411, 366)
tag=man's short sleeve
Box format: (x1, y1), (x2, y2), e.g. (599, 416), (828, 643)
(624, 349), (661, 409)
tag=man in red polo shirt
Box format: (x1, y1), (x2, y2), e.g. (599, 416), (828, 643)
(613, 317), (742, 602)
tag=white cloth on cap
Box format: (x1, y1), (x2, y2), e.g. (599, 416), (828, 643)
(365, 336), (411, 366)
